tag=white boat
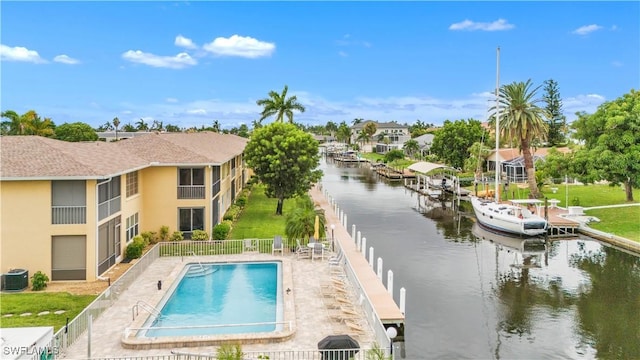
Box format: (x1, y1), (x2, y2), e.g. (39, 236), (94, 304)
(471, 223), (546, 268)
(471, 196), (548, 236)
(470, 47), (548, 237)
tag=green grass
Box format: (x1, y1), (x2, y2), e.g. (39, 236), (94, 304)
(586, 207), (640, 242)
(0, 292), (96, 331)
(228, 184), (297, 240)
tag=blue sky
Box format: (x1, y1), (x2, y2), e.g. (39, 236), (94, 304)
(1, 1), (638, 130)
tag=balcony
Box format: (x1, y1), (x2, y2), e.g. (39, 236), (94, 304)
(52, 206), (87, 224)
(178, 185), (205, 199)
(98, 196), (121, 220)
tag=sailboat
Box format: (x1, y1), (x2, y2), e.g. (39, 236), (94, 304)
(470, 48), (548, 237)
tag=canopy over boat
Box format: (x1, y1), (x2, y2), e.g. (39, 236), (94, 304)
(407, 161), (457, 174)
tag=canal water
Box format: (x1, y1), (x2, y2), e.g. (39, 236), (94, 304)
(319, 159), (640, 359)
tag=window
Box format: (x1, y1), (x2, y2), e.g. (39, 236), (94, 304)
(126, 171), (138, 197)
(179, 168), (204, 186)
(98, 176), (121, 220)
(211, 165), (221, 196)
(51, 180), (86, 224)
(126, 213), (139, 242)
(51, 235), (86, 280)
(179, 208), (204, 239)
(178, 168), (205, 199)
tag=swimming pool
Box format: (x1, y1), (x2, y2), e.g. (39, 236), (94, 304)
(141, 261), (283, 338)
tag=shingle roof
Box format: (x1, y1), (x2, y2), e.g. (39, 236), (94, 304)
(0, 132), (247, 179)
(351, 121), (408, 129)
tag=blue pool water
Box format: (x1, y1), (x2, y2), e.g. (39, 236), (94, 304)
(142, 261), (282, 337)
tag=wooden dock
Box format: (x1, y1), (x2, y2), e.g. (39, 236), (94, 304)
(309, 185), (406, 339)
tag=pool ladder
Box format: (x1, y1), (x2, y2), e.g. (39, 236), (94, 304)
(132, 300), (162, 321)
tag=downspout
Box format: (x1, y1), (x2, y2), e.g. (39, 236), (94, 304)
(95, 177), (112, 279)
(208, 165), (213, 241)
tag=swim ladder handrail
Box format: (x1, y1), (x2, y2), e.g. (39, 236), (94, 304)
(132, 299), (162, 321)
(187, 251), (205, 271)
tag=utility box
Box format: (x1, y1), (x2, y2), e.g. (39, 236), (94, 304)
(2, 269), (29, 292)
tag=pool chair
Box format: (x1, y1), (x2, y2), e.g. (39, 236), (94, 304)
(243, 239), (257, 253)
(311, 242), (325, 261)
(272, 235), (284, 256)
(327, 306), (361, 323)
(344, 320), (367, 336)
(295, 239), (311, 260)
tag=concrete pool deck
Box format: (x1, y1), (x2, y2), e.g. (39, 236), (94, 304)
(61, 253), (375, 359)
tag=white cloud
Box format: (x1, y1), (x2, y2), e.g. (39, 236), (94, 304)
(572, 24), (602, 35)
(186, 109), (207, 115)
(449, 19), (515, 31)
(203, 35), (275, 58)
(175, 35), (197, 49)
(338, 51), (348, 57)
(166, 97), (179, 103)
(0, 44), (47, 63)
(53, 54), (80, 65)
(121, 50), (197, 69)
(121, 110), (133, 115)
(564, 94), (607, 118)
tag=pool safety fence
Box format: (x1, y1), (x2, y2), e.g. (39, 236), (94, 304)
(51, 245), (161, 357)
(64, 346), (389, 360)
(157, 238), (330, 257)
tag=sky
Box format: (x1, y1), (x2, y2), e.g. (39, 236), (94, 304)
(1, 1), (639, 131)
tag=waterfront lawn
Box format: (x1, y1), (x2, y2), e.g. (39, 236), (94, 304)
(504, 184), (639, 208)
(0, 292), (96, 331)
(586, 207), (640, 242)
(229, 184), (297, 240)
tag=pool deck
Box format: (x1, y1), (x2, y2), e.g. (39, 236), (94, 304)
(62, 253), (375, 359)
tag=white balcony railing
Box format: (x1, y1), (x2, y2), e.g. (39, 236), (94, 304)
(52, 206), (86, 224)
(98, 196), (121, 220)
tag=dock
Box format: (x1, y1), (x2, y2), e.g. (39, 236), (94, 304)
(309, 185), (406, 339)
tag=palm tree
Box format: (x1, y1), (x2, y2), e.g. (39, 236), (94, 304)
(284, 197), (326, 248)
(403, 139), (420, 159)
(493, 79), (548, 198)
(1, 110), (23, 135)
(29, 115), (55, 137)
(112, 117), (121, 141)
(256, 85), (306, 123)
(362, 121), (377, 149)
(136, 118), (149, 131)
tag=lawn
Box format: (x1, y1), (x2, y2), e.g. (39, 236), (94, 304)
(228, 184), (298, 240)
(586, 207), (640, 242)
(0, 292), (96, 331)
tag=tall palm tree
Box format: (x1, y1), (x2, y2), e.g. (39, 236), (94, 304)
(1, 110), (23, 135)
(403, 139), (420, 159)
(494, 79), (548, 198)
(136, 118), (149, 131)
(256, 85), (306, 123)
(112, 117), (121, 141)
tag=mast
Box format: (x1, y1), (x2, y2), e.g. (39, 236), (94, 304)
(495, 47), (501, 203)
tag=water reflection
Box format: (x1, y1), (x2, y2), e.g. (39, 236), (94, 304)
(319, 159), (640, 359)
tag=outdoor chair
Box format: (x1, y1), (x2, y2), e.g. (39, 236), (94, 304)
(295, 239), (311, 259)
(272, 235), (284, 256)
(243, 239), (257, 252)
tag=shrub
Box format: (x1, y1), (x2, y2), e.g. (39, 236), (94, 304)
(170, 231), (184, 241)
(223, 205), (241, 221)
(212, 222), (231, 240)
(235, 195), (247, 207)
(140, 231), (157, 246)
(158, 225), (170, 242)
(126, 236), (145, 259)
(191, 229), (209, 241)
(31, 271), (49, 291)
(216, 343), (244, 360)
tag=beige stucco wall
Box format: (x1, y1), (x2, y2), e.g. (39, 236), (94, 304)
(0, 180), (98, 281)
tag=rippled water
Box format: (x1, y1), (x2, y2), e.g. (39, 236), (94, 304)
(320, 159), (640, 359)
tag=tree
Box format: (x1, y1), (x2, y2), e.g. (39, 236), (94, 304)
(284, 196), (326, 247)
(136, 118), (149, 131)
(362, 121), (377, 148)
(571, 89), (640, 201)
(165, 123), (181, 132)
(244, 122), (322, 215)
(542, 79), (567, 146)
(256, 85), (306, 123)
(336, 121), (352, 144)
(430, 119), (486, 169)
(112, 117), (121, 141)
(464, 141), (491, 175)
(122, 123), (137, 132)
(151, 120), (164, 131)
(403, 138), (420, 159)
(212, 120), (221, 133)
(54, 122), (99, 142)
(325, 121), (338, 138)
(494, 80), (548, 198)
(352, 118), (364, 125)
(1, 110), (55, 136)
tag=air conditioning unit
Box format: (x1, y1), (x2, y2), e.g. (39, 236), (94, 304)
(2, 269), (29, 291)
